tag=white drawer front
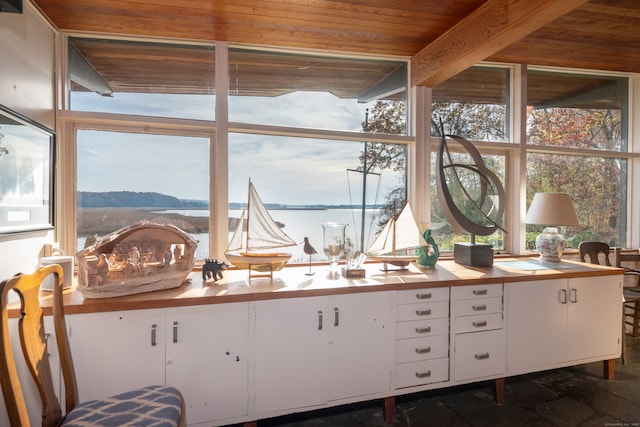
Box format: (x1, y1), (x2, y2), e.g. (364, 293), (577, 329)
(452, 297), (502, 317)
(396, 318), (449, 339)
(451, 284), (503, 301)
(396, 301), (449, 322)
(397, 287), (449, 304)
(396, 358), (449, 388)
(396, 334), (449, 363)
(453, 329), (506, 381)
(453, 312), (503, 334)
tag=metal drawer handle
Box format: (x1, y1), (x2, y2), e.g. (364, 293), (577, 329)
(151, 324), (157, 347)
(472, 304), (487, 311)
(415, 371), (431, 379)
(334, 307), (340, 326)
(569, 288), (578, 303)
(472, 321), (487, 328)
(318, 310), (323, 330)
(473, 289), (488, 296)
(416, 293), (432, 300)
(415, 326), (432, 334)
(415, 347), (431, 354)
(475, 353), (490, 360)
(415, 309), (432, 316)
(172, 321), (179, 343)
(559, 289), (568, 304)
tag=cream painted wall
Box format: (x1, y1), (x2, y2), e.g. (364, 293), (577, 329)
(0, 3), (57, 285)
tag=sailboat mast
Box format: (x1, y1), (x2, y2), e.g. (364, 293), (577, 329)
(245, 179), (252, 252)
(360, 109), (369, 253)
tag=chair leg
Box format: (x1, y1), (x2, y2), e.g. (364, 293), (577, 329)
(633, 302), (640, 338)
(622, 309), (627, 366)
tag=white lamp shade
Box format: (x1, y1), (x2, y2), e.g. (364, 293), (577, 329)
(524, 192), (579, 226)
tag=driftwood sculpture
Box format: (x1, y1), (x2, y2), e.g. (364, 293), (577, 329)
(75, 221), (197, 298)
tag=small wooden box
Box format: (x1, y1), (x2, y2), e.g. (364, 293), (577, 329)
(342, 267), (366, 278)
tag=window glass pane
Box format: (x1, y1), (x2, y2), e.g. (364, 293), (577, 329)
(77, 130), (210, 260)
(228, 48), (407, 133)
(228, 133), (406, 263)
(526, 153), (627, 248)
(431, 66), (510, 142)
(527, 71), (627, 151)
(430, 151), (506, 251)
(69, 38), (215, 120)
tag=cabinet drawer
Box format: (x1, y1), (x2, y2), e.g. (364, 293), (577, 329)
(396, 318), (449, 339)
(397, 287), (449, 304)
(451, 284), (502, 300)
(396, 335), (449, 363)
(453, 312), (503, 334)
(453, 329), (506, 381)
(396, 301), (449, 322)
(452, 297), (502, 317)
(396, 358), (449, 388)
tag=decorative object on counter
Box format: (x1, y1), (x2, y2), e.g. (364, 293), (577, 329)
(323, 222), (347, 271)
(342, 240), (366, 278)
(225, 179), (297, 281)
(202, 258), (228, 282)
(302, 237), (318, 276)
(524, 192), (579, 262)
(416, 229), (439, 268)
(75, 221), (197, 298)
(435, 124), (506, 267)
(365, 202), (428, 271)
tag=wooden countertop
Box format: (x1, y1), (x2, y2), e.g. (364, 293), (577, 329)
(7, 258), (623, 317)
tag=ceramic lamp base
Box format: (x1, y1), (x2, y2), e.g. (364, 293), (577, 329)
(535, 227), (566, 262)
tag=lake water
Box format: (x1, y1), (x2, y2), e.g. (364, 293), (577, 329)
(161, 208), (381, 263)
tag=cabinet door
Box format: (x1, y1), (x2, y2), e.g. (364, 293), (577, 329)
(567, 275), (622, 360)
(165, 303), (249, 425)
(327, 292), (393, 401)
(68, 309), (165, 400)
(254, 297), (327, 414)
(506, 279), (567, 373)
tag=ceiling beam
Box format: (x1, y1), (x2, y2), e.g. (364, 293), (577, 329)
(411, 0), (589, 88)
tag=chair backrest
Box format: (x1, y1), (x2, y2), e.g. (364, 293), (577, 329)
(0, 265), (79, 427)
(579, 241), (611, 266)
(614, 247), (640, 269)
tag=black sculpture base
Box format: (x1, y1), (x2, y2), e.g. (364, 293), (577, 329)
(454, 242), (493, 267)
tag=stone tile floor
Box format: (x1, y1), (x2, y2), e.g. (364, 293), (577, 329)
(252, 339), (640, 427)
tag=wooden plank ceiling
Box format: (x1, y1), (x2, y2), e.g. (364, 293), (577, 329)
(31, 0), (640, 105)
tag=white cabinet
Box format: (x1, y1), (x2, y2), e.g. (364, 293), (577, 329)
(452, 284), (505, 382)
(394, 287), (450, 389)
(68, 304), (250, 426)
(254, 292), (393, 414)
(506, 275), (622, 374)
(165, 303), (249, 425)
(68, 309), (166, 400)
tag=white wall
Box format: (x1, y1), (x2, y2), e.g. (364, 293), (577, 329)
(0, 3), (57, 283)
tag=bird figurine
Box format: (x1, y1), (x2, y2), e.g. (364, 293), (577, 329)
(302, 237), (317, 276)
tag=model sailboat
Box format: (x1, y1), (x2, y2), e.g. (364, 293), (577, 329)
(225, 180), (297, 276)
(365, 203), (428, 271)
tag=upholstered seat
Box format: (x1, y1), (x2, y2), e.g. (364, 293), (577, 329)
(0, 265), (186, 427)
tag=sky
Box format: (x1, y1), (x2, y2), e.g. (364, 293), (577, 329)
(73, 90), (403, 206)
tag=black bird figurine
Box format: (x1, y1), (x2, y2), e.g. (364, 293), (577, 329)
(302, 237), (317, 276)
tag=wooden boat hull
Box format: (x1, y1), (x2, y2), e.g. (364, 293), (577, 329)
(367, 254), (416, 267)
(225, 251), (292, 272)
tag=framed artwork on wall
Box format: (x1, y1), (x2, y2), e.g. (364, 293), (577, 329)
(0, 105), (55, 234)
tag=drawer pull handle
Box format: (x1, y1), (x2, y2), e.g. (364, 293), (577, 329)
(415, 326), (432, 334)
(172, 321), (179, 343)
(472, 304), (487, 311)
(475, 353), (490, 360)
(318, 310), (323, 330)
(415, 371), (431, 379)
(334, 307), (340, 327)
(415, 309), (432, 316)
(415, 347), (431, 354)
(473, 289), (488, 296)
(416, 293), (432, 300)
(472, 321), (488, 328)
(151, 324), (157, 347)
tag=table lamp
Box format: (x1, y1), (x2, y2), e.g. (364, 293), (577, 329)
(524, 192), (579, 262)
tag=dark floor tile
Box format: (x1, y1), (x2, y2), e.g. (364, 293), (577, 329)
(534, 397), (594, 427)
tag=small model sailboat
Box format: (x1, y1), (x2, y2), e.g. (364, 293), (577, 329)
(365, 202), (428, 271)
(225, 180), (297, 277)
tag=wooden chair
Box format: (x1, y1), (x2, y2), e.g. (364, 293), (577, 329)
(578, 241), (630, 364)
(614, 248), (640, 342)
(0, 265), (186, 427)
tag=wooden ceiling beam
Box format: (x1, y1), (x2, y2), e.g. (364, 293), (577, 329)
(411, 0), (589, 88)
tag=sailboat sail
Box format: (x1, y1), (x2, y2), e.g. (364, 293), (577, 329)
(366, 203), (427, 257)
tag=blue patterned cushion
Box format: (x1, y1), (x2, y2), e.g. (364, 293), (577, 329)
(61, 385), (183, 427)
